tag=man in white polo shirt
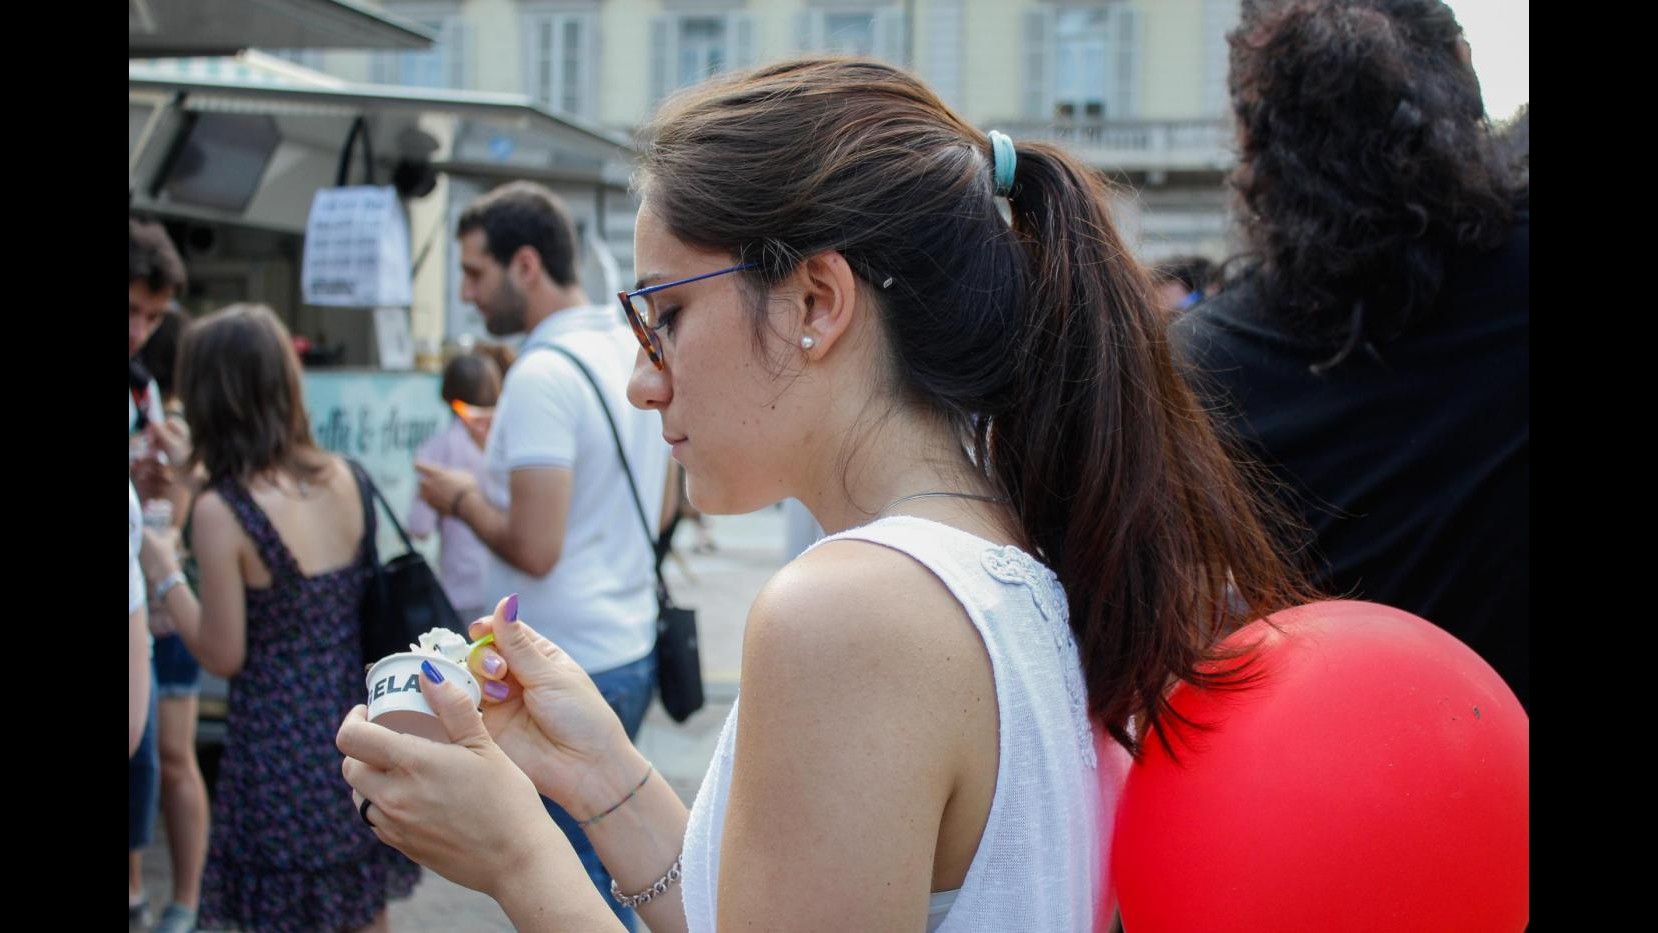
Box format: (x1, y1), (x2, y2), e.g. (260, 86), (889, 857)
(415, 181), (668, 932)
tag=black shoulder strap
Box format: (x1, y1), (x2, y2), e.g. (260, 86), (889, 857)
(531, 342), (671, 603)
(346, 458), (413, 556)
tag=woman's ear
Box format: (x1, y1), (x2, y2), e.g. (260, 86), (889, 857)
(793, 251), (862, 359)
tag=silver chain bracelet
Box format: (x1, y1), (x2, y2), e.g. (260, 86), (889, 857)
(609, 853), (683, 909)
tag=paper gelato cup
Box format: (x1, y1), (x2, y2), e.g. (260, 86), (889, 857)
(365, 652), (482, 742)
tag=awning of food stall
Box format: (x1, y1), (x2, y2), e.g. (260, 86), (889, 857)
(130, 0), (436, 58)
(129, 56), (634, 235)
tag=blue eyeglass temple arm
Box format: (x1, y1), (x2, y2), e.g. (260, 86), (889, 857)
(629, 261), (760, 298)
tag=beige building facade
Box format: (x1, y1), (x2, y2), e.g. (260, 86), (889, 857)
(294, 0), (1242, 267)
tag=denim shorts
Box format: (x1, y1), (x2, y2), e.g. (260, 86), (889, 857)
(153, 633), (201, 698)
(129, 677), (159, 850)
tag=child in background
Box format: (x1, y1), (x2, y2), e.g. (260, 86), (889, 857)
(407, 352), (504, 621)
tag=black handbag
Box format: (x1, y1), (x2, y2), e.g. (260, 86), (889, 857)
(347, 459), (467, 663)
(544, 345), (706, 723)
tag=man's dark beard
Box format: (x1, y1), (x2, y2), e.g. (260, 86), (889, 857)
(483, 282), (529, 335)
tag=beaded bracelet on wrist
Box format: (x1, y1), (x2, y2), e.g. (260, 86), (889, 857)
(577, 764), (655, 829)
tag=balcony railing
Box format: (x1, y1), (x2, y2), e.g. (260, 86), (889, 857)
(997, 119), (1236, 173)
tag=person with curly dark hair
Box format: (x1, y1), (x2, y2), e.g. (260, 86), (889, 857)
(1173, 0), (1528, 708)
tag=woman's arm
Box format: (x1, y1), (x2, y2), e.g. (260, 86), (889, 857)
(177, 492), (248, 678)
(467, 541), (989, 932)
(130, 483), (152, 757)
(129, 606), (150, 757)
(566, 744), (691, 933)
(714, 541), (986, 930)
(138, 523), (197, 633)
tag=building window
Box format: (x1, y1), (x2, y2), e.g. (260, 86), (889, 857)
(372, 11), (470, 89)
(525, 11), (596, 117)
(1024, 3), (1139, 122)
(796, 5), (907, 65)
(1202, 0), (1242, 117)
(649, 11), (755, 104)
(920, 0), (964, 108)
(824, 12), (876, 55)
(1055, 8), (1108, 120)
(677, 16), (728, 87)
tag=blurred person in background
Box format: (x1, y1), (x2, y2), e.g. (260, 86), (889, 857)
(414, 182), (672, 931)
(407, 351), (504, 621)
(129, 484), (154, 764)
(141, 304), (421, 931)
(473, 340), (518, 378)
(1173, 0), (1529, 707)
(134, 305), (212, 933)
(129, 215), (187, 929)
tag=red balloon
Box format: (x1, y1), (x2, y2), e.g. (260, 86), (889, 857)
(1110, 601), (1528, 932)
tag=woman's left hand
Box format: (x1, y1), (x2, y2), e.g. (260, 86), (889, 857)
(414, 461), (479, 516)
(336, 666), (576, 898)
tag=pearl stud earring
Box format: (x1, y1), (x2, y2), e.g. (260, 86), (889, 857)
(800, 335), (816, 350)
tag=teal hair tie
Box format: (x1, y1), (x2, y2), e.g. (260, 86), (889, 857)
(987, 130), (1017, 197)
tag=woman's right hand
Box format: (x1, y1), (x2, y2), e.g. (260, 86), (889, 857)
(147, 598), (177, 637)
(138, 526), (181, 589)
(147, 418), (193, 472)
(467, 595), (641, 814)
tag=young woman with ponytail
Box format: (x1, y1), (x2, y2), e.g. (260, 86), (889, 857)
(338, 57), (1312, 932)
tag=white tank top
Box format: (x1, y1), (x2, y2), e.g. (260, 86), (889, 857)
(679, 516), (1131, 931)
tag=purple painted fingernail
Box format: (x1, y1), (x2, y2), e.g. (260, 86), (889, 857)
(504, 593), (519, 623)
(483, 654), (504, 676)
(421, 660), (445, 684)
(483, 679), (510, 701)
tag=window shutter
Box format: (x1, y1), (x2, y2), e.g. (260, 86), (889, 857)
(795, 11), (821, 52)
(733, 13), (757, 70)
(1022, 7), (1054, 120)
(1202, 0), (1239, 117)
(520, 16), (543, 108)
(649, 15), (672, 104)
(874, 7), (908, 68)
(583, 13), (602, 120)
(447, 19), (472, 89)
(1112, 5), (1140, 119)
(924, 0), (964, 107)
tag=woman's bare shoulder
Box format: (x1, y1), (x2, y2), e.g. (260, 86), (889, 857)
(741, 538), (989, 702)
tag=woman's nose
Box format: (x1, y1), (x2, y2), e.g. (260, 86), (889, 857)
(627, 346), (671, 411)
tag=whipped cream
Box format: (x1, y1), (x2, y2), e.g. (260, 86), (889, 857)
(408, 628), (470, 665)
